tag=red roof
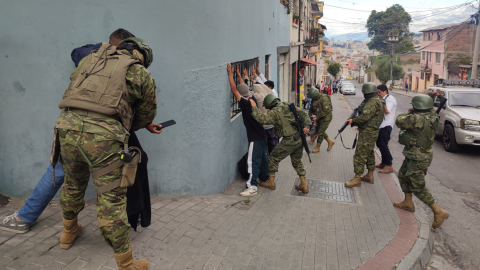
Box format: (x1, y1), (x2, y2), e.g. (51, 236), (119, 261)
(300, 58), (317, 65)
(323, 48), (334, 53)
(343, 64), (357, 69)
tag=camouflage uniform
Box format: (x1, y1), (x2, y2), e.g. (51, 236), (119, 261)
(252, 102), (311, 176)
(309, 93), (333, 143)
(395, 111), (437, 206)
(351, 96), (384, 174)
(55, 52), (157, 254)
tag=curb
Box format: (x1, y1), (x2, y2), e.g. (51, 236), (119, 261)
(390, 90), (418, 98)
(374, 149), (434, 270)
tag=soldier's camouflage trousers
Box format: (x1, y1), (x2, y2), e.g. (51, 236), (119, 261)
(315, 114), (332, 143)
(398, 157), (435, 206)
(353, 128), (379, 174)
(269, 136), (306, 176)
(58, 129), (130, 254)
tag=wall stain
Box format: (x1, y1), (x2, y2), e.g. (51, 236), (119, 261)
(13, 81), (26, 94)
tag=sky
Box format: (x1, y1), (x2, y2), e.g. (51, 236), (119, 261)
(322, 0), (478, 41)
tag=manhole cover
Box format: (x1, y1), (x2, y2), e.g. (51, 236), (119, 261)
(291, 178), (356, 203)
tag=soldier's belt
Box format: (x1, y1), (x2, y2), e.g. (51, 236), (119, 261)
(65, 108), (121, 121)
(92, 146), (142, 194)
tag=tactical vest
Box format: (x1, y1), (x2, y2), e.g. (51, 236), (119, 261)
(58, 44), (140, 131)
(272, 102), (297, 138)
(399, 112), (438, 149)
(311, 99), (323, 116)
(360, 97), (385, 129)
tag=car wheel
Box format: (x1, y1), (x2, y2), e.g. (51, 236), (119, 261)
(443, 124), (460, 152)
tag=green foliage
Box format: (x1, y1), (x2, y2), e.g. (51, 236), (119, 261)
(406, 58), (419, 64)
(396, 39), (415, 53)
(374, 56), (404, 84)
(452, 53), (473, 66)
(366, 4), (412, 52)
(327, 62), (342, 78)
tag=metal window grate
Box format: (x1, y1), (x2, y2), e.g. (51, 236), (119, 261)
(230, 58), (259, 119)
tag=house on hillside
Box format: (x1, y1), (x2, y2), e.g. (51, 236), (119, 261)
(412, 22), (477, 92)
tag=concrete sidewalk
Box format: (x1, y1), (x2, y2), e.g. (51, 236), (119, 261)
(0, 96), (425, 270)
(389, 88), (418, 98)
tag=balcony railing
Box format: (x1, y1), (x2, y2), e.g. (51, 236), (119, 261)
(421, 62), (432, 73)
(304, 29), (322, 46)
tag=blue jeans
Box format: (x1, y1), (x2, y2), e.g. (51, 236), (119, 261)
(307, 98), (312, 109)
(18, 163), (65, 224)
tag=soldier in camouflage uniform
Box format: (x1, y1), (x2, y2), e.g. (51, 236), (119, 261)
(55, 38), (159, 270)
(308, 87), (335, 153)
(394, 94), (450, 229)
(250, 94), (312, 193)
(345, 83), (385, 187)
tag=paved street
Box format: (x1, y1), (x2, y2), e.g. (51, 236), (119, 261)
(0, 95), (418, 270)
(343, 81), (480, 269)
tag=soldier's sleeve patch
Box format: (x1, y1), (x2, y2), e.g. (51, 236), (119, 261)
(363, 109), (369, 114)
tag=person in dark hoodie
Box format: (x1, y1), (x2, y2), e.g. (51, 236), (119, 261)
(0, 29), (157, 235)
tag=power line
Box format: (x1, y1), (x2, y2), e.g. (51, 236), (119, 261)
(324, 2), (472, 14)
(329, 0), (473, 10)
(322, 3), (471, 26)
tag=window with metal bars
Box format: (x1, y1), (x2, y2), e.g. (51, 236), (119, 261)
(230, 57), (259, 119)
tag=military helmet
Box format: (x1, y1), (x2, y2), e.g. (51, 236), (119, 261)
(263, 94), (280, 108)
(119, 37), (153, 68)
(361, 83), (377, 95)
(411, 94), (434, 110)
(308, 88), (320, 100)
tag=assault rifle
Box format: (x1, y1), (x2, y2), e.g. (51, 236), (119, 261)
(288, 103), (312, 163)
(334, 100), (365, 149)
(334, 109), (358, 140)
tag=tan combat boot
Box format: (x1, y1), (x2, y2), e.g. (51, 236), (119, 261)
(312, 143), (321, 153)
(430, 202), (450, 229)
(393, 193), (415, 212)
(378, 165), (394, 173)
(114, 247), (149, 270)
(309, 134), (318, 144)
(345, 174), (361, 187)
(326, 137), (335, 151)
(259, 175), (276, 190)
(59, 217), (82, 249)
(295, 176), (309, 194)
(360, 170), (374, 184)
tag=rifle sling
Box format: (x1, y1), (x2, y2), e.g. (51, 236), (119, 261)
(339, 132), (357, 150)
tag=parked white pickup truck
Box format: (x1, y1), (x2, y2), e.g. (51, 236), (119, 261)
(424, 86), (480, 152)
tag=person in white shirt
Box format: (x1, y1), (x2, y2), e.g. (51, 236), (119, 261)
(252, 65), (278, 97)
(250, 65), (279, 153)
(376, 85), (397, 173)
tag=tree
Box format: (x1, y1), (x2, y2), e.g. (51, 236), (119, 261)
(374, 56), (404, 84)
(327, 62), (341, 78)
(366, 4), (413, 53)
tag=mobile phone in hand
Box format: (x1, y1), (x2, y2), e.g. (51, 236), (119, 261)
(155, 120), (176, 130)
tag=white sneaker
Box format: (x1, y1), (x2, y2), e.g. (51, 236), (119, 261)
(240, 187), (257, 197)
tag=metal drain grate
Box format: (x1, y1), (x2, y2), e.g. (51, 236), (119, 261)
(291, 178), (356, 203)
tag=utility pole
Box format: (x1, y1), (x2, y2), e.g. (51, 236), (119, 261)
(296, 0), (302, 106)
(390, 44), (394, 89)
(386, 32), (398, 91)
(471, 5), (480, 80)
